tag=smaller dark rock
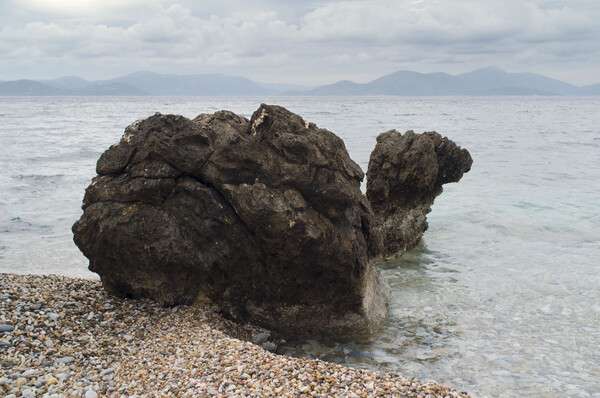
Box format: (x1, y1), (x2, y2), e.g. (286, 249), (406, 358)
(251, 331), (271, 345)
(367, 130), (472, 257)
(261, 341), (278, 352)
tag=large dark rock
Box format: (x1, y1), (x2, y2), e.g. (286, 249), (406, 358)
(73, 104), (389, 337)
(366, 130), (473, 257)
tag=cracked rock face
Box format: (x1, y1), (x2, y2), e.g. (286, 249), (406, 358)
(73, 104), (389, 337)
(366, 130), (473, 257)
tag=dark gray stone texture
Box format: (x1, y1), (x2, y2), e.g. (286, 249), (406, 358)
(73, 105), (471, 337)
(73, 104), (388, 337)
(366, 130), (473, 257)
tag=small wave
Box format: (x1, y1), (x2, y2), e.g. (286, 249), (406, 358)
(430, 266), (459, 274)
(556, 140), (600, 148)
(0, 217), (53, 234)
(13, 174), (64, 181)
(513, 201), (555, 211)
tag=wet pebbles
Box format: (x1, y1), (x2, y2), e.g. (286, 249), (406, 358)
(1, 273), (471, 397)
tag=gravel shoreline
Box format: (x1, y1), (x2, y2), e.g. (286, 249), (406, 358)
(1, 273), (471, 397)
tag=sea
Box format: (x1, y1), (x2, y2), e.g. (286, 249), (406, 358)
(0, 96), (599, 397)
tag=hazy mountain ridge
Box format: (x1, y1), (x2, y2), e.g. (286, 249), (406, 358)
(0, 79), (148, 96)
(1, 67), (599, 96)
(0, 71), (311, 96)
(106, 71), (270, 96)
(299, 67), (598, 96)
(579, 83), (600, 95)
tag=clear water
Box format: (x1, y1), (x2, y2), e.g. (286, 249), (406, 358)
(1, 97), (599, 397)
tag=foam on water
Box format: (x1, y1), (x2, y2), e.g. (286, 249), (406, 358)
(0, 96), (599, 397)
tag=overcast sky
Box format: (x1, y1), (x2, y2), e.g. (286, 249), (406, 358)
(1, 0), (599, 86)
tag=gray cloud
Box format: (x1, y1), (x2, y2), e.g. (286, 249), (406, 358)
(0, 0), (598, 85)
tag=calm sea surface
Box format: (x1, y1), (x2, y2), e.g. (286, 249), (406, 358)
(1, 97), (599, 397)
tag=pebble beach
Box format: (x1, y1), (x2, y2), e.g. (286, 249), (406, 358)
(0, 273), (471, 397)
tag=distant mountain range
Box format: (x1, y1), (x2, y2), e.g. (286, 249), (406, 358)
(1, 67), (599, 96)
(0, 71), (311, 97)
(292, 67), (600, 96)
(0, 79), (148, 96)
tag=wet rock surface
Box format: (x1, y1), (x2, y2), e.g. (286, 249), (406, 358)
(73, 104), (389, 337)
(366, 130), (473, 257)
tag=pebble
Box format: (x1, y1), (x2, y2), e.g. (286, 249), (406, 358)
(21, 369), (38, 378)
(47, 312), (60, 321)
(85, 389), (98, 398)
(0, 273), (472, 397)
(251, 331), (270, 345)
(55, 356), (76, 364)
(23, 392), (36, 398)
(261, 341), (278, 352)
(100, 367), (115, 376)
(0, 324), (15, 332)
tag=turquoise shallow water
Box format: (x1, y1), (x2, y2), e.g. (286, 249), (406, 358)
(1, 97), (599, 397)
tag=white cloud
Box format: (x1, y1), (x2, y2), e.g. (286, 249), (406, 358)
(297, 0), (596, 46)
(14, 0), (146, 19)
(0, 0), (598, 85)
